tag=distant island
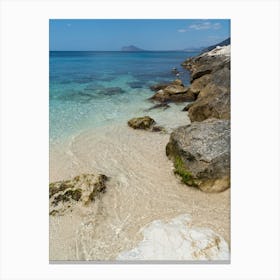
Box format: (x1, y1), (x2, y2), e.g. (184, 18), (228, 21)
(121, 45), (146, 52)
(120, 39), (230, 53)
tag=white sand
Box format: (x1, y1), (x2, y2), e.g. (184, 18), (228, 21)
(49, 113), (230, 261)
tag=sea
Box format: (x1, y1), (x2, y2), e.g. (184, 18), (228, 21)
(49, 51), (199, 143)
(49, 51), (230, 261)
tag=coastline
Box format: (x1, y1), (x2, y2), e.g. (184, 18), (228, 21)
(50, 123), (230, 260)
(49, 46), (230, 261)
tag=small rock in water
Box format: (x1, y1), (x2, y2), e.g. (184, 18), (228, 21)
(145, 103), (170, 111)
(127, 81), (143, 88)
(127, 116), (155, 130)
(97, 87), (125, 96)
(151, 125), (166, 133)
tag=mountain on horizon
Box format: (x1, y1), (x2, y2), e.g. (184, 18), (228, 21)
(121, 45), (146, 52)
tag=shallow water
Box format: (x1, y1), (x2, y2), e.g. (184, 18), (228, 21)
(49, 124), (230, 261)
(49, 51), (198, 143)
(49, 51), (230, 261)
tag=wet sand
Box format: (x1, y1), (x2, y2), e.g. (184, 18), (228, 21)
(49, 119), (230, 261)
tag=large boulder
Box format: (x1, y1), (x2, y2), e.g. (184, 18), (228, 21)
(166, 119), (230, 192)
(181, 46), (230, 122)
(49, 173), (108, 215)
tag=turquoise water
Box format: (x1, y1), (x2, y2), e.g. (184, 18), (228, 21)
(49, 51), (199, 143)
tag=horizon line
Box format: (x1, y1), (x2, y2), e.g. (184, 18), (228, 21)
(49, 49), (202, 52)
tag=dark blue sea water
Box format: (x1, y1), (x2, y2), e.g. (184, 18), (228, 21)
(49, 51), (199, 142)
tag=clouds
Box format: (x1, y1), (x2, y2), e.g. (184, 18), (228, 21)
(178, 21), (221, 33)
(178, 29), (187, 33)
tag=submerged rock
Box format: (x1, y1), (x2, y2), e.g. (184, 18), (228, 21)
(97, 87), (125, 96)
(127, 116), (155, 130)
(145, 102), (170, 111)
(49, 173), (109, 215)
(57, 91), (95, 103)
(181, 46), (230, 122)
(166, 119), (230, 192)
(127, 81), (143, 88)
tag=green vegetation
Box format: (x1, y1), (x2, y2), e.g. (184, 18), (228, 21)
(174, 156), (197, 186)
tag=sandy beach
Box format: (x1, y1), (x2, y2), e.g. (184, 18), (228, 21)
(49, 116), (230, 260)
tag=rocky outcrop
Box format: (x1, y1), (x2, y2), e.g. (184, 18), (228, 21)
(166, 119), (230, 192)
(49, 173), (109, 215)
(202, 37), (230, 52)
(181, 45), (230, 122)
(149, 79), (196, 103)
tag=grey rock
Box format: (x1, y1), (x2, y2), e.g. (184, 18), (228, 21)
(181, 47), (230, 122)
(166, 118), (230, 192)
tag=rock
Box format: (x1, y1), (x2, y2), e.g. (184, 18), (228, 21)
(127, 81), (143, 88)
(172, 79), (184, 86)
(127, 116), (155, 130)
(49, 173), (109, 215)
(171, 67), (179, 75)
(97, 87), (125, 96)
(166, 119), (230, 192)
(151, 125), (166, 132)
(150, 83), (196, 103)
(182, 102), (195, 111)
(149, 83), (170, 92)
(117, 214), (229, 260)
(145, 103), (170, 111)
(149, 79), (196, 103)
(181, 46), (230, 122)
(149, 79), (183, 92)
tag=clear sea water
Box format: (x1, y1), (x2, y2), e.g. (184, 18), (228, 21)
(49, 51), (199, 143)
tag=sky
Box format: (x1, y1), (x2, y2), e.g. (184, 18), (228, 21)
(49, 19), (230, 51)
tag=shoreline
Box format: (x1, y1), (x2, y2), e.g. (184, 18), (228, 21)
(49, 46), (230, 261)
(50, 123), (230, 260)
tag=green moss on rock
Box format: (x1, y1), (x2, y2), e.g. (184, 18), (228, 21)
(174, 156), (197, 187)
